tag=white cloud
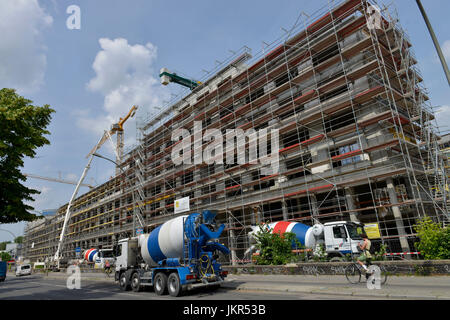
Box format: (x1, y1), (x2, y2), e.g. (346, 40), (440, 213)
(78, 38), (169, 153)
(0, 0), (53, 93)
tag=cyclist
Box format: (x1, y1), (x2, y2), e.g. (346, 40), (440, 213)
(104, 260), (111, 274)
(356, 233), (372, 273)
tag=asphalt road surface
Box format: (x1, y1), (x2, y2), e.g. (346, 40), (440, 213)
(0, 274), (386, 300)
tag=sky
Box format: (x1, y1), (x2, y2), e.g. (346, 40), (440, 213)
(0, 0), (449, 242)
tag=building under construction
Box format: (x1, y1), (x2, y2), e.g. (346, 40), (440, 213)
(23, 0), (449, 265)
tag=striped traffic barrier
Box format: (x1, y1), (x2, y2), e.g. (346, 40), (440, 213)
(384, 252), (421, 256)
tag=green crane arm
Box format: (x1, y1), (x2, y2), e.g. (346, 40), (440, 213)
(160, 70), (201, 90)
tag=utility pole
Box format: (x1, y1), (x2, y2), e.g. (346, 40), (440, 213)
(416, 0), (450, 86)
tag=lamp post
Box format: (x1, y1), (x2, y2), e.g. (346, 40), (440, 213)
(0, 229), (16, 241)
(93, 153), (121, 169)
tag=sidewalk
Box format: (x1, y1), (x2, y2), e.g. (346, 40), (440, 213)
(221, 274), (450, 299)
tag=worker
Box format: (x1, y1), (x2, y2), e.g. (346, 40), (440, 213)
(356, 233), (372, 272)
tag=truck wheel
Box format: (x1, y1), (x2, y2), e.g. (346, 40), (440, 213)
(154, 272), (168, 296)
(168, 272), (182, 297)
(119, 272), (131, 291)
(131, 272), (142, 292)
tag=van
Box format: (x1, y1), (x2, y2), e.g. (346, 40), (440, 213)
(15, 264), (32, 276)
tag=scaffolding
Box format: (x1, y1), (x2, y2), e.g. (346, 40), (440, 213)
(23, 0), (448, 265)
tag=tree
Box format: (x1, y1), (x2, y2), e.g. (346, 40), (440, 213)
(414, 217), (450, 260)
(0, 88), (54, 223)
(0, 252), (12, 262)
(0, 241), (11, 251)
(14, 236), (23, 244)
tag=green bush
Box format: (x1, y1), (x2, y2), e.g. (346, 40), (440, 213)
(414, 217), (450, 260)
(0, 252), (12, 262)
(254, 223), (302, 265)
(373, 244), (388, 261)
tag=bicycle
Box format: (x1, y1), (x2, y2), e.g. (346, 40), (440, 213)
(344, 258), (388, 286)
(104, 266), (113, 278)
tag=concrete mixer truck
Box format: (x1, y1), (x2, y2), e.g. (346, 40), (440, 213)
(114, 210), (230, 297)
(248, 220), (367, 261)
(82, 248), (115, 268)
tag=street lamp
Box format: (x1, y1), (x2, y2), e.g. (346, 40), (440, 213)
(93, 153), (122, 170)
(0, 229), (16, 241)
(416, 0), (450, 86)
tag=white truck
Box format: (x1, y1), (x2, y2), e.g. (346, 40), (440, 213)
(249, 220), (368, 261)
(82, 248), (116, 268)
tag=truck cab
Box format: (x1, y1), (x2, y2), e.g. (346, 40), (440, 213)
(95, 248), (117, 267)
(323, 221), (364, 257)
(114, 237), (138, 273)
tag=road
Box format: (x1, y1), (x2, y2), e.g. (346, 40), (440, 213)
(1, 272), (450, 300)
(0, 274), (388, 300)
(2, 273), (448, 319)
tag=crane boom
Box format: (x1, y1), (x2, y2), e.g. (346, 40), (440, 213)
(86, 105), (137, 175)
(24, 173), (94, 188)
(86, 129), (115, 159)
(115, 105), (138, 132)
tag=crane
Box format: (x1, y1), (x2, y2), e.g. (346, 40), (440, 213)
(53, 132), (111, 269)
(24, 173), (94, 189)
(160, 68), (202, 90)
(53, 106), (138, 269)
(86, 105), (138, 175)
